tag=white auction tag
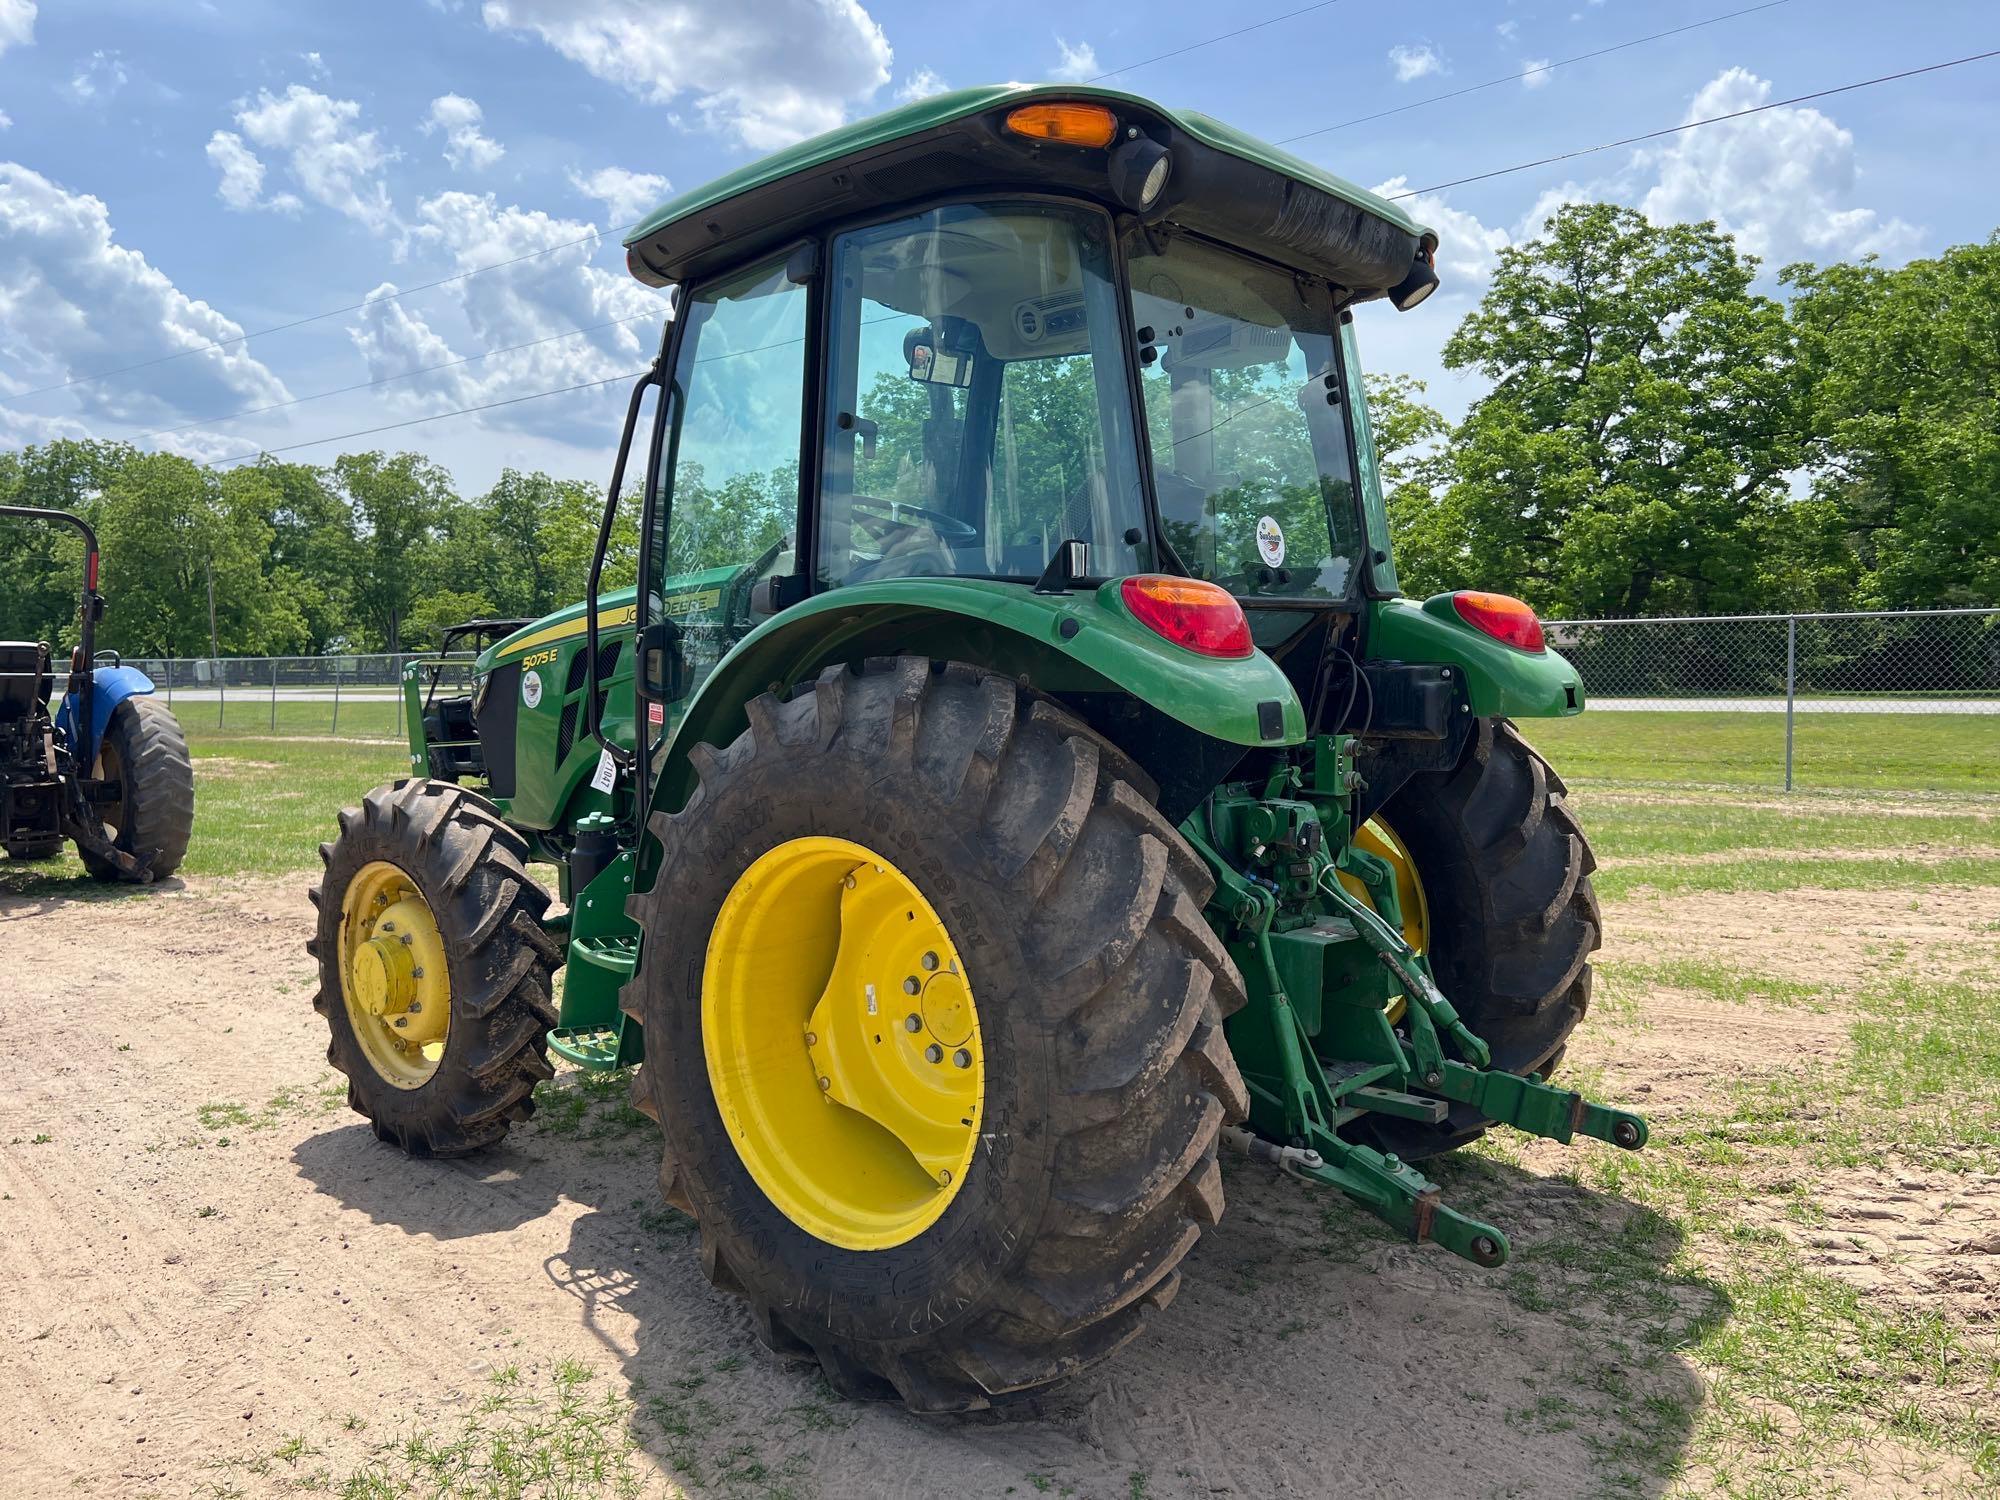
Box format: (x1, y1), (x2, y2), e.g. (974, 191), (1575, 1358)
(590, 747), (618, 794)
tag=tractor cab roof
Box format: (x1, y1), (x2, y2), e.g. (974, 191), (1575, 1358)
(623, 84), (1436, 303)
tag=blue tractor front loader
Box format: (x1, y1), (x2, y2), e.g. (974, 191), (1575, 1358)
(1, 504), (194, 882)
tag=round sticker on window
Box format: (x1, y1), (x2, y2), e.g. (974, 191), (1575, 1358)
(521, 668), (543, 709)
(1255, 515), (1286, 567)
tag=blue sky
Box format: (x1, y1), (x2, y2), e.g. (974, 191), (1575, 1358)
(1, 0), (1995, 495)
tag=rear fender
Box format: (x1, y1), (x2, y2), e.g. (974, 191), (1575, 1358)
(55, 664), (155, 764)
(1365, 596), (1584, 720)
(643, 575), (1306, 833)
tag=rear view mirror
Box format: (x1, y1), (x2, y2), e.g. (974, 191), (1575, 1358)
(904, 321), (976, 389)
(639, 618), (689, 704)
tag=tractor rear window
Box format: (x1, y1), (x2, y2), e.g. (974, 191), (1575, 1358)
(1126, 232), (1363, 601)
(817, 201), (1150, 589)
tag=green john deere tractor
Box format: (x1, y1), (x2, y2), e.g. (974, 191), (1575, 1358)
(310, 84), (1643, 1411)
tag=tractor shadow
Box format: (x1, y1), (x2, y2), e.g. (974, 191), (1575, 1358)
(561, 1136), (1724, 1498)
(0, 866), (183, 918)
(292, 1074), (1727, 1498)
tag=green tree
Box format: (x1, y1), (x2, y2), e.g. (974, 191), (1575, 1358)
(0, 439), (135, 646)
(88, 453), (305, 656)
(332, 451), (457, 651)
(1785, 236), (2000, 607)
(1405, 203), (1814, 617)
(243, 459), (359, 652)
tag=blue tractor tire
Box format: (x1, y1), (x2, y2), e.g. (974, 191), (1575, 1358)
(78, 696), (194, 881)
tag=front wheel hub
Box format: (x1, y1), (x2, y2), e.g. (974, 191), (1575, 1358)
(336, 862), (452, 1088)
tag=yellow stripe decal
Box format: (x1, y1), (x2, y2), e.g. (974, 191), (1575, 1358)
(494, 603), (638, 660)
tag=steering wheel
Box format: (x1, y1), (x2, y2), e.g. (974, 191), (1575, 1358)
(850, 496), (979, 543)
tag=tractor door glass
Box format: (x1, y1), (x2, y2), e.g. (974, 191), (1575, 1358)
(1126, 233), (1362, 600)
(651, 256), (807, 717)
(818, 202), (1149, 588)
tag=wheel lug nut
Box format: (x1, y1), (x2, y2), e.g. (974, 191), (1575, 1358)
(817, 1076), (831, 1091)
(904, 1014), (922, 1033)
(921, 952), (939, 971)
(937, 1169), (952, 1186)
(803, 1031), (817, 1046)
(924, 1044), (943, 1064)
(903, 976), (920, 995)
(953, 1049), (971, 1069)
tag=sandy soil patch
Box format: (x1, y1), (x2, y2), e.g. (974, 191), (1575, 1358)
(1607, 885), (2000, 993)
(1, 874), (1705, 1499)
(1760, 1166), (2000, 1349)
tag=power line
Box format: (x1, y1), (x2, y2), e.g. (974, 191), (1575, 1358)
(136, 311), (661, 442)
(1086, 0), (1348, 83)
(200, 370), (647, 469)
(11, 221), (643, 402)
(1275, 0), (1794, 146)
(1388, 48), (2000, 200)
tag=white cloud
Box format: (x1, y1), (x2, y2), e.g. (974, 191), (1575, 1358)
(478, 0), (892, 150)
(568, 165), (668, 227)
(895, 66), (947, 103)
(302, 50), (328, 78)
(1051, 37), (1097, 82)
(1637, 67), (1923, 266)
(1521, 59), (1551, 89)
(0, 0), (34, 58)
(348, 190), (666, 438)
(1495, 19), (1517, 40)
(1388, 44), (1442, 83)
(67, 50), (128, 102)
(424, 93), (505, 172)
(0, 110), (11, 130)
(205, 131), (304, 215)
(0, 162), (290, 430)
(233, 84), (397, 232)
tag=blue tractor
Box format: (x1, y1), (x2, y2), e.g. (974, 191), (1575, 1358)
(1, 504), (194, 882)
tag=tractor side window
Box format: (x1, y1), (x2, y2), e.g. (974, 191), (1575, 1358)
(819, 201), (1148, 589)
(652, 256), (807, 709)
(1127, 233), (1362, 600)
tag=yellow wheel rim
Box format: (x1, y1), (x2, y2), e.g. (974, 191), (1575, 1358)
(1338, 818), (1430, 1023)
(702, 837), (983, 1252)
(337, 860), (452, 1089)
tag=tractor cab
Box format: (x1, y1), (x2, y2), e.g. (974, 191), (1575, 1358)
(610, 87), (1440, 763)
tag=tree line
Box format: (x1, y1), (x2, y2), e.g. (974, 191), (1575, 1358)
(1378, 205), (1998, 618)
(0, 447), (638, 657)
(2, 202), (1992, 654)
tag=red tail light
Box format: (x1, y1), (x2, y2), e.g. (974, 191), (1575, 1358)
(1120, 576), (1253, 659)
(1451, 591), (1545, 652)
(86, 550), (100, 590)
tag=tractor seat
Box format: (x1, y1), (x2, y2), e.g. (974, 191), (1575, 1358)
(0, 640), (53, 720)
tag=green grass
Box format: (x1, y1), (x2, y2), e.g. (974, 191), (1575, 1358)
(0, 724), (404, 895)
(1532, 710), (1997, 795)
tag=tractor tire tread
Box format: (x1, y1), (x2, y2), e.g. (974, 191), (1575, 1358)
(309, 778), (557, 1158)
(630, 657), (1246, 1412)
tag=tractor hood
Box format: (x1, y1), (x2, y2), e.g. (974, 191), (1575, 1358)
(623, 84), (1436, 301)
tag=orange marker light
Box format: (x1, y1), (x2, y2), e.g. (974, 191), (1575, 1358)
(1004, 102), (1119, 149)
(1450, 591), (1546, 652)
(1120, 576), (1254, 659)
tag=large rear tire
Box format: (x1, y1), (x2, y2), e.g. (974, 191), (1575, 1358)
(627, 658), (1249, 1412)
(309, 779), (558, 1156)
(78, 696), (194, 881)
(1361, 717), (1601, 1159)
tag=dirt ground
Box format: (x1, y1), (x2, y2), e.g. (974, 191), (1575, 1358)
(0, 871), (1991, 1499)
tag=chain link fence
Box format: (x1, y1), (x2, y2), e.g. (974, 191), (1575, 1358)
(1543, 607), (1998, 793)
(125, 653), (476, 740)
(126, 608), (1997, 795)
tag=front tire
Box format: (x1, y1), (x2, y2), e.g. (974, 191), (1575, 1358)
(309, 779), (558, 1156)
(628, 658), (1249, 1412)
(1363, 717), (1601, 1158)
(78, 696), (194, 881)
